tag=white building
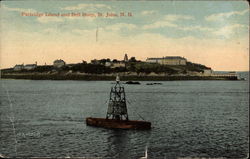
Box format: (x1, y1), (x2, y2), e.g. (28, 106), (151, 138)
(53, 59), (66, 68)
(14, 64), (24, 71)
(24, 62), (37, 70)
(203, 69), (213, 76)
(146, 58), (162, 63)
(146, 56), (187, 65)
(111, 62), (125, 68)
(105, 61), (112, 67)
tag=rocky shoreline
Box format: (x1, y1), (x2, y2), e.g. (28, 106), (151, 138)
(0, 73), (238, 81)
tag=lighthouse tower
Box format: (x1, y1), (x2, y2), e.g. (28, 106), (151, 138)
(106, 75), (129, 120)
(124, 53), (128, 62)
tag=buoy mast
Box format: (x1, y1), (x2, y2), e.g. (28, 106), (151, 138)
(106, 75), (129, 120)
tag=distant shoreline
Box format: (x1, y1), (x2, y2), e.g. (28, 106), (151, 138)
(0, 73), (238, 81)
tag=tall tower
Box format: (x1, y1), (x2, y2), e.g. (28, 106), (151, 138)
(106, 76), (129, 120)
(124, 53), (128, 62)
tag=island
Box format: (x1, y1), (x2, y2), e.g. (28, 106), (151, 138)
(0, 55), (239, 81)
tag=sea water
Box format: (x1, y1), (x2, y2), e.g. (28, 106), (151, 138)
(0, 72), (249, 158)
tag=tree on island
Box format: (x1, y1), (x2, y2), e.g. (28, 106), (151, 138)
(129, 57), (137, 62)
(99, 59), (107, 65)
(112, 59), (118, 63)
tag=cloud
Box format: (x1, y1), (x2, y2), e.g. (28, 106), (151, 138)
(37, 16), (63, 23)
(180, 25), (213, 32)
(72, 28), (97, 35)
(2, 4), (37, 13)
(164, 14), (194, 21)
(105, 23), (137, 31)
(179, 23), (247, 39)
(61, 4), (111, 11)
(141, 10), (158, 15)
(213, 24), (247, 38)
(71, 23), (137, 37)
(141, 13), (246, 38)
(205, 9), (248, 21)
(142, 14), (194, 29)
(143, 21), (177, 29)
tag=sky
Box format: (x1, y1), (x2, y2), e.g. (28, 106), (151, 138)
(0, 0), (249, 71)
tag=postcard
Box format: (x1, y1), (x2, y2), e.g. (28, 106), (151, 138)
(0, 0), (249, 159)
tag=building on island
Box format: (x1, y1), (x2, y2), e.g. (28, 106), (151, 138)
(14, 62), (37, 71)
(105, 61), (112, 67)
(24, 62), (37, 70)
(111, 62), (126, 68)
(14, 64), (24, 71)
(53, 59), (66, 68)
(146, 56), (187, 65)
(228, 71), (237, 76)
(24, 64), (37, 70)
(203, 68), (213, 76)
